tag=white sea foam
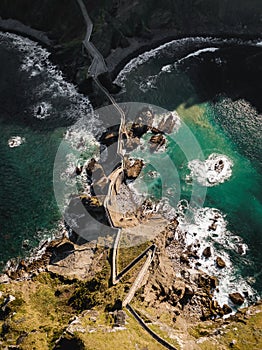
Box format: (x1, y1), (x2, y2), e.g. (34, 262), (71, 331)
(188, 153), (233, 187)
(176, 47), (219, 64)
(8, 136), (25, 148)
(33, 101), (52, 119)
(0, 31), (99, 134)
(161, 64), (173, 72)
(115, 37), (258, 89)
(176, 206), (258, 310)
(152, 110), (181, 133)
(139, 74), (158, 92)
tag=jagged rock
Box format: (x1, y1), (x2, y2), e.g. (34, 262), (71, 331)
(180, 253), (189, 264)
(158, 114), (176, 134)
(149, 134), (166, 151)
(208, 222), (217, 231)
(85, 158), (108, 194)
(198, 274), (218, 291)
(201, 307), (212, 321)
(0, 274), (10, 284)
(135, 107), (154, 128)
(223, 304), (233, 314)
(124, 158), (144, 179)
(150, 134), (165, 144)
(99, 127), (119, 147)
(184, 285), (195, 297)
(173, 280), (186, 299)
(216, 256), (226, 268)
(209, 276), (219, 289)
(86, 158), (96, 177)
(131, 122), (148, 138)
(203, 246), (212, 258)
(125, 136), (140, 152)
(229, 292), (245, 305)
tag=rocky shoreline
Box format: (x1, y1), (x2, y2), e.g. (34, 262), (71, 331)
(0, 1), (261, 99)
(0, 105), (256, 318)
(0, 3), (261, 348)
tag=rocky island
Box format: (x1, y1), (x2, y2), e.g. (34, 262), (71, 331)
(0, 1), (261, 349)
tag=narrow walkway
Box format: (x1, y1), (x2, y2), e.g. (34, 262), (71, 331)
(75, 1), (174, 349)
(126, 304), (178, 350)
(122, 245), (156, 306)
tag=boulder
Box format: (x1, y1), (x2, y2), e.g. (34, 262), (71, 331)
(198, 275), (219, 290)
(209, 276), (219, 289)
(229, 292), (245, 305)
(216, 256), (226, 268)
(180, 253), (189, 264)
(202, 246), (212, 258)
(223, 304), (233, 314)
(149, 134), (166, 151)
(173, 280), (186, 299)
(208, 222), (217, 231)
(124, 159), (144, 179)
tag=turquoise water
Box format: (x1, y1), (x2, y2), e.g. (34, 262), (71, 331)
(0, 33), (261, 299)
(115, 39), (262, 294)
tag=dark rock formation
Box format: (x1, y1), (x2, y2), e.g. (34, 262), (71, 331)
(216, 256), (226, 268)
(223, 304), (233, 314)
(86, 158), (109, 195)
(53, 335), (85, 350)
(202, 246), (212, 258)
(180, 253), (189, 264)
(149, 134), (166, 152)
(125, 136), (140, 152)
(229, 292), (245, 305)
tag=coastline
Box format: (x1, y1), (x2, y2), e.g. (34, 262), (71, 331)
(0, 4), (261, 347)
(105, 29), (262, 81)
(0, 17), (261, 90)
(0, 17), (53, 48)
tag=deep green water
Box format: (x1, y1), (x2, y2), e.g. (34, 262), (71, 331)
(115, 38), (262, 297)
(0, 32), (95, 268)
(0, 33), (261, 303)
